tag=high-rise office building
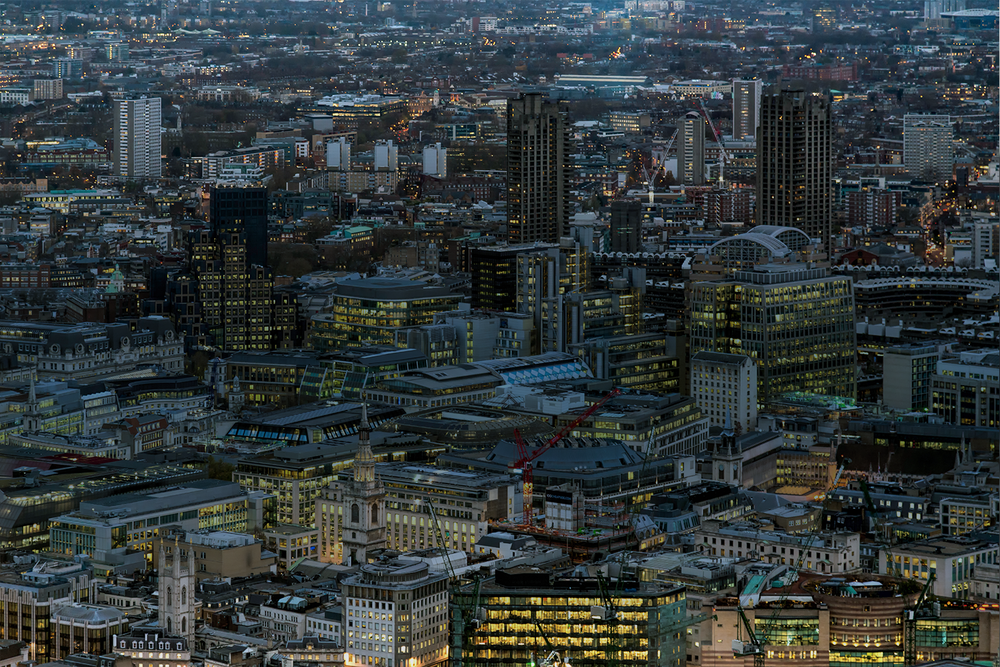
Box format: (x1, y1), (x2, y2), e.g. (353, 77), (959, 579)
(731, 79), (762, 141)
(883, 343), (940, 412)
(170, 226), (297, 352)
(609, 199), (642, 253)
(209, 184), (268, 267)
(757, 88), (832, 248)
(689, 265), (856, 402)
(468, 243), (552, 312)
(679, 112), (706, 186)
(507, 93), (572, 244)
(903, 114), (953, 182)
(113, 97), (162, 180)
(691, 350), (758, 430)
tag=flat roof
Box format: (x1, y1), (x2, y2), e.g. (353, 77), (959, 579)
(77, 479), (244, 518)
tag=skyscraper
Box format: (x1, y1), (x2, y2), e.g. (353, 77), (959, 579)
(113, 97), (162, 180)
(507, 93), (572, 244)
(903, 114), (953, 182)
(757, 88), (832, 248)
(731, 79), (762, 141)
(170, 225), (297, 352)
(209, 184), (268, 267)
(679, 112), (706, 186)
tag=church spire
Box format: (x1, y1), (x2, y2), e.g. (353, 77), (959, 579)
(25, 368), (40, 432)
(355, 397), (375, 483)
(722, 408), (736, 455)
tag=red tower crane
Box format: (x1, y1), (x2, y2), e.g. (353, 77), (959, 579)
(511, 388), (622, 525)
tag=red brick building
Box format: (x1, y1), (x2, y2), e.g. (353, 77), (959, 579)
(782, 62), (858, 81)
(704, 188), (752, 224)
(848, 189), (902, 228)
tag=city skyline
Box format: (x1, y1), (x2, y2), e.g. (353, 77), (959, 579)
(0, 3), (993, 667)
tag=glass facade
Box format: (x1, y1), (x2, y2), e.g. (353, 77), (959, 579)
(829, 650), (903, 667)
(758, 617), (820, 646)
(914, 618), (979, 648)
(454, 585), (687, 667)
(691, 270), (856, 402)
(311, 293), (461, 352)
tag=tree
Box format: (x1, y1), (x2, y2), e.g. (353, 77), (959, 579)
(203, 456), (235, 481)
(61, 17), (89, 33)
(269, 243), (319, 278)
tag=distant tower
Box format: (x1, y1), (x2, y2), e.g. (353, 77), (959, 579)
(731, 79), (762, 142)
(507, 93), (573, 244)
(326, 137), (351, 171)
(158, 538), (195, 644)
(340, 401), (386, 565)
(422, 142), (447, 178)
(903, 114), (953, 183)
(757, 88), (832, 249)
(679, 112), (706, 186)
(113, 97), (162, 181)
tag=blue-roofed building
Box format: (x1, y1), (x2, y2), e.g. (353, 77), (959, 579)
(473, 351), (593, 384)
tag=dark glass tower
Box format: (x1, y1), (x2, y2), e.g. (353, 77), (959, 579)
(209, 185), (269, 267)
(609, 200), (641, 253)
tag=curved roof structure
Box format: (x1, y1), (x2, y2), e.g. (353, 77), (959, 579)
(744, 225), (812, 251)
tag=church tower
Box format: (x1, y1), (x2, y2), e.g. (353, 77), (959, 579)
(713, 410), (743, 486)
(158, 538), (195, 644)
(340, 401), (386, 566)
(24, 371), (41, 432)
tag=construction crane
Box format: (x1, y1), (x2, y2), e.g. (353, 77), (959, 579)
(622, 427), (658, 548)
(732, 459), (850, 665)
(696, 99), (730, 188)
(428, 499), (483, 667)
(597, 567), (715, 667)
(733, 606), (765, 667)
(903, 573), (936, 666)
(511, 388), (622, 525)
(641, 130), (677, 204)
(860, 479), (936, 667)
(860, 478), (904, 578)
(528, 620), (571, 667)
